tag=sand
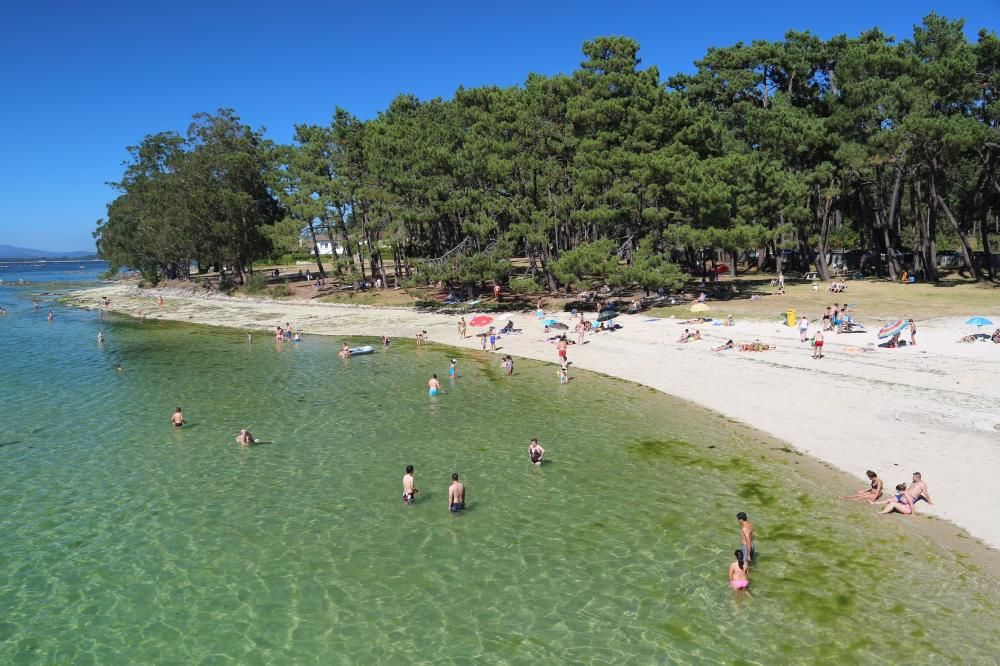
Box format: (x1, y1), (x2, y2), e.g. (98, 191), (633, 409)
(74, 283), (1000, 553)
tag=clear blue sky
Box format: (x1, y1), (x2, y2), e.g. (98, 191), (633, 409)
(1, 0), (996, 252)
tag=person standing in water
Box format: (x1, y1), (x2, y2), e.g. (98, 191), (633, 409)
(728, 549), (750, 592)
(236, 429), (256, 446)
(47, 311), (54, 321)
(448, 473), (465, 512)
(171, 407), (186, 428)
(737, 512), (755, 565)
(402, 465), (418, 505)
(97, 331), (104, 343)
(448, 359), (457, 379)
(529, 439), (545, 465)
(428, 374), (442, 396)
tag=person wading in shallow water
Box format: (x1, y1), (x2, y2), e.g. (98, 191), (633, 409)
(448, 473), (465, 512)
(171, 407), (186, 428)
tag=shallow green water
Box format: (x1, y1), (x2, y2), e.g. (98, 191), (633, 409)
(1, 280), (998, 663)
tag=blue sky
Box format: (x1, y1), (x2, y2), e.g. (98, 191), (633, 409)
(1, 0), (996, 252)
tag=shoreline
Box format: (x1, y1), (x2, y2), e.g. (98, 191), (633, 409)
(69, 282), (1000, 572)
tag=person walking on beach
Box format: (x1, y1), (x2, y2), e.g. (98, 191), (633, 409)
(488, 327), (497, 352)
(448, 473), (465, 512)
(158, 295), (164, 308)
(493, 283), (501, 302)
(908, 318), (917, 346)
(812, 329), (824, 359)
(798, 315), (809, 342)
(171, 407), (186, 428)
(576, 320), (586, 345)
(458, 317), (467, 339)
(737, 512), (755, 565)
(906, 472), (933, 505)
(729, 549), (750, 592)
(557, 336), (568, 364)
(529, 438), (545, 465)
(403, 465), (418, 505)
(839, 470), (883, 502)
(428, 374), (442, 396)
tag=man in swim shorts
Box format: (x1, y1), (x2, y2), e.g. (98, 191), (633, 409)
(448, 359), (457, 378)
(448, 473), (465, 512)
(171, 407), (186, 428)
(812, 330), (824, 359)
(737, 512), (755, 565)
(905, 472), (933, 505)
(557, 336), (568, 363)
(403, 465), (418, 505)
(428, 374), (442, 396)
(528, 439), (545, 465)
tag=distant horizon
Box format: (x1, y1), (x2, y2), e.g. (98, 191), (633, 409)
(2, 0), (996, 250)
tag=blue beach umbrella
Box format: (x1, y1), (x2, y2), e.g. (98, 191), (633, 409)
(966, 316), (993, 328)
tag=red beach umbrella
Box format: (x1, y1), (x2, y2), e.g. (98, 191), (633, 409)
(469, 315), (493, 327)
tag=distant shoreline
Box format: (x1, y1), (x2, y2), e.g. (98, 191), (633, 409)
(0, 257), (101, 263)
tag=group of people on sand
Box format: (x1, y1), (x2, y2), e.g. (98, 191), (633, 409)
(839, 470), (933, 516)
(828, 280), (848, 293)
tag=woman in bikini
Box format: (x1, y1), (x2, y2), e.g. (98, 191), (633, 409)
(873, 483), (914, 515)
(728, 549), (750, 592)
(839, 470), (883, 502)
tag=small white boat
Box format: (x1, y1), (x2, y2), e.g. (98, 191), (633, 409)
(349, 345), (375, 356)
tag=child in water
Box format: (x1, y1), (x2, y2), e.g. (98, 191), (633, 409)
(558, 367), (568, 384)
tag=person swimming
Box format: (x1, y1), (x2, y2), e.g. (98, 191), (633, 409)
(236, 429), (256, 446)
(729, 549), (750, 591)
(428, 374), (442, 396)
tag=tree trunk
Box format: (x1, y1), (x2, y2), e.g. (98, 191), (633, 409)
(935, 194), (979, 281)
(307, 220), (326, 277)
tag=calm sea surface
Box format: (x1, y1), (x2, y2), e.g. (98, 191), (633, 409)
(1, 262), (998, 663)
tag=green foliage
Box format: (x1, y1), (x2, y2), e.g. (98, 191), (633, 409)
(551, 240), (625, 289)
(96, 14), (1000, 288)
(509, 276), (543, 294)
(241, 273), (267, 294)
(270, 285), (293, 298)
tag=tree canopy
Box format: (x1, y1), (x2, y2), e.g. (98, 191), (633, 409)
(96, 14), (1000, 288)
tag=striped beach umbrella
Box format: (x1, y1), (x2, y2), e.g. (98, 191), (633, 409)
(877, 319), (907, 339)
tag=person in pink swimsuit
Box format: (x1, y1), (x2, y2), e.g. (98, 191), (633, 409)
(728, 549), (750, 592)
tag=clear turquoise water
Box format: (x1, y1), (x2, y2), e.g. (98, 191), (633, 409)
(1, 267), (998, 663)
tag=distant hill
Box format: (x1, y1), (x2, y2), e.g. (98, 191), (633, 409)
(0, 245), (96, 260)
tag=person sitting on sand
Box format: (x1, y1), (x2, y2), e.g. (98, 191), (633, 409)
(500, 320), (514, 334)
(236, 429), (256, 446)
(905, 472), (933, 505)
(713, 340), (735, 352)
(728, 549), (750, 592)
(873, 483), (914, 515)
(723, 315), (734, 327)
(677, 329), (692, 343)
(840, 470), (883, 502)
(992, 328), (1000, 344)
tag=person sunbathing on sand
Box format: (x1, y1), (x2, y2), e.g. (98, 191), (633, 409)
(713, 340), (735, 352)
(873, 483), (914, 515)
(739, 339), (773, 352)
(839, 470), (883, 502)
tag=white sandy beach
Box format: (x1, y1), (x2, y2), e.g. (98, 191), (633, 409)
(74, 284), (1000, 551)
